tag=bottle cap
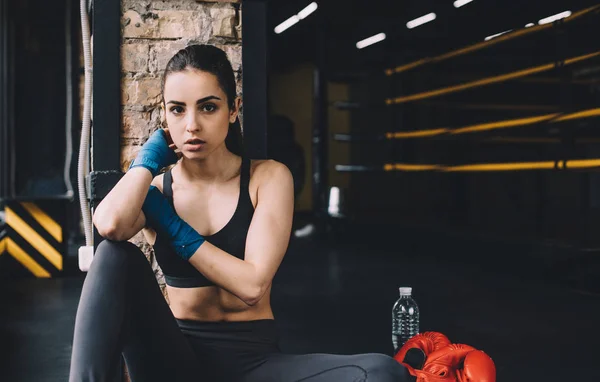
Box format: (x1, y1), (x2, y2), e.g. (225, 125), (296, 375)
(399, 287), (412, 296)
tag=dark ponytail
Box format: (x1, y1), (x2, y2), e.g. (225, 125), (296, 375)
(162, 44), (243, 156)
(225, 117), (244, 156)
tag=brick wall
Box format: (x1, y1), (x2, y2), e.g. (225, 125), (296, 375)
(119, 0), (242, 291)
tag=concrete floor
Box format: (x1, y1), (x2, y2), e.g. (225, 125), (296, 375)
(1, 225), (599, 381)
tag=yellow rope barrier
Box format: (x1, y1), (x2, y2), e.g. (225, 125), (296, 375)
(555, 108), (600, 122)
(443, 161), (558, 172)
(421, 101), (560, 112)
(450, 114), (559, 135)
(383, 107), (600, 140)
(566, 159), (600, 169)
(384, 5), (600, 76)
(385, 128), (449, 139)
(377, 159), (600, 172)
(385, 51), (600, 105)
(384, 164), (440, 171)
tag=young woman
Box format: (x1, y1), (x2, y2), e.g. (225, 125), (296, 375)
(69, 44), (414, 382)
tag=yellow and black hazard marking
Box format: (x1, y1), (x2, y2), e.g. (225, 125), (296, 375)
(0, 227), (6, 257)
(0, 201), (65, 278)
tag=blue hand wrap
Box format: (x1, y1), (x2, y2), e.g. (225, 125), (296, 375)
(142, 186), (205, 260)
(129, 129), (178, 177)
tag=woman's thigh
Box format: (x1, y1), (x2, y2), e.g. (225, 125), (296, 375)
(243, 352), (415, 382)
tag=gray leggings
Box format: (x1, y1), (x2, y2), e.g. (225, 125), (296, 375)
(69, 240), (414, 382)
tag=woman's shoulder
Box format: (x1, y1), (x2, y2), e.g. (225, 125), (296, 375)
(250, 159), (291, 178)
(250, 159), (293, 188)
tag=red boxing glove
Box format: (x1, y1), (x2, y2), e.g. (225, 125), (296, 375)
(456, 348), (496, 382)
(394, 332), (496, 382)
(418, 344), (496, 382)
(394, 332), (451, 375)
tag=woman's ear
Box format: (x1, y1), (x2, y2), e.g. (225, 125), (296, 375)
(229, 97), (242, 124)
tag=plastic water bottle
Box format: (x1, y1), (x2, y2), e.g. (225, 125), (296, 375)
(392, 287), (420, 353)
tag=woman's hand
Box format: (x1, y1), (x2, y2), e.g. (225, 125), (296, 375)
(163, 128), (183, 160)
(129, 128), (180, 176)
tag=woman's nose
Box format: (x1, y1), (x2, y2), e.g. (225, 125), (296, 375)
(185, 113), (201, 132)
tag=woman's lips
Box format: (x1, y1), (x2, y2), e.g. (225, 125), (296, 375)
(184, 141), (205, 151)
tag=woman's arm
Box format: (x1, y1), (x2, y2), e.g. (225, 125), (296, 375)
(94, 129), (179, 241)
(188, 160), (294, 305)
(92, 167), (151, 241)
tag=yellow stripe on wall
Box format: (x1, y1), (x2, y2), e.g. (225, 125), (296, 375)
(6, 238), (51, 278)
(20, 202), (63, 243)
(0, 238), (6, 255)
(5, 208), (63, 270)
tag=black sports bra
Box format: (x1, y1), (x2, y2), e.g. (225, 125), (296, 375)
(152, 157), (255, 288)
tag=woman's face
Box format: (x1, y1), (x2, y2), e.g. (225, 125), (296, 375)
(163, 69), (238, 159)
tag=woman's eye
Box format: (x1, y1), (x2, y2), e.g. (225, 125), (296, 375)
(170, 106), (184, 115)
(201, 103), (217, 113)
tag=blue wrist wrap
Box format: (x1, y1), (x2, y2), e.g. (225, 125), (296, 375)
(142, 186), (205, 260)
(130, 130), (178, 177)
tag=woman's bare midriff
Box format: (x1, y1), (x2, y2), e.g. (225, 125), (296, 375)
(166, 283), (274, 322)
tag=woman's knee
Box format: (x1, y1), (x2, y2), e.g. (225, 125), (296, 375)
(91, 239), (147, 272)
(96, 238), (140, 252)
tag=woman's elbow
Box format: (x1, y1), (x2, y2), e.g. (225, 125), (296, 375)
(242, 283), (267, 307)
(93, 215), (128, 242)
(95, 224), (124, 242)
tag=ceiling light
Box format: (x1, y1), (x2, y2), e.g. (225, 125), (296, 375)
(453, 0), (474, 8)
(406, 13), (437, 29)
(538, 10), (571, 25)
(274, 16), (300, 34)
(356, 33), (386, 49)
(484, 29), (512, 41)
(274, 2), (318, 34)
(298, 2), (318, 19)
(525, 23), (535, 27)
